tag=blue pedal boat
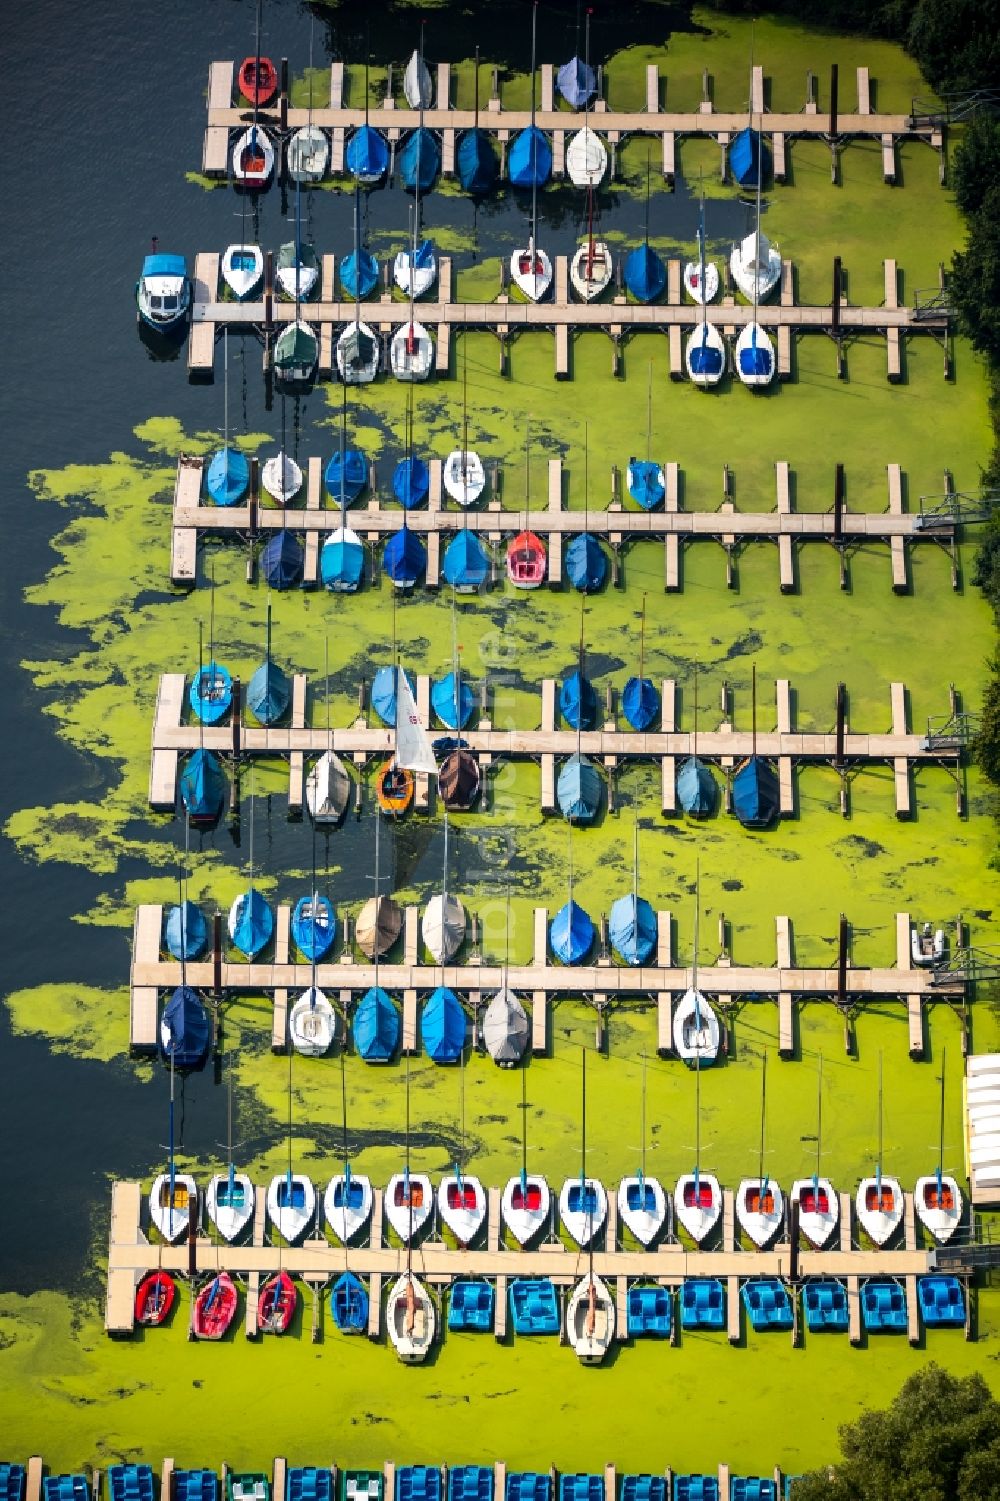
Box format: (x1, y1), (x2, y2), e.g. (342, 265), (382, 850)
(621, 1482), (665, 1501)
(509, 1277), (560, 1334)
(680, 1278), (725, 1330)
(560, 1479), (601, 1501)
(109, 1467), (154, 1501)
(173, 1474), (218, 1501)
(742, 1278), (793, 1332)
(731, 1483), (776, 1501)
(448, 1278), (495, 1332)
(918, 1275), (965, 1327)
(397, 1472), (440, 1501)
(286, 1471), (333, 1501)
(449, 1473), (492, 1501)
(674, 1480), (718, 1501)
(862, 1278), (908, 1332)
(627, 1284), (672, 1338)
(0, 1467), (25, 1501)
(506, 1479), (550, 1501)
(802, 1279), (849, 1333)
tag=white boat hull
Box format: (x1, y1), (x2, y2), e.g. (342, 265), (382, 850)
(206, 1171), (255, 1242)
(911, 926), (946, 966)
(149, 1172), (197, 1242)
(856, 1175), (904, 1247)
(289, 987), (337, 1056)
(266, 1173), (316, 1243)
(683, 260), (719, 304)
(685, 323), (726, 387)
(618, 1175), (668, 1247)
(674, 1172), (722, 1244)
(673, 988), (720, 1063)
(736, 1177), (785, 1248)
(387, 1272), (436, 1362)
(323, 1172), (374, 1244)
(558, 1176), (608, 1247)
(566, 127), (607, 187)
(262, 452), (303, 503)
(393, 251), (437, 299)
(276, 265), (319, 302)
(729, 236), (782, 303)
(232, 126), (275, 187)
(570, 240), (613, 301)
(500, 1174), (551, 1246)
(221, 244), (264, 300)
(914, 1174), (963, 1243)
(789, 1177), (839, 1248)
(443, 450), (486, 506)
(390, 322), (434, 381)
(511, 242), (552, 302)
(566, 1273), (615, 1363)
(735, 323), (775, 388)
(287, 126), (329, 183)
(421, 892), (467, 964)
(384, 1171), (434, 1243)
(437, 1174), (487, 1245)
(336, 321), (380, 384)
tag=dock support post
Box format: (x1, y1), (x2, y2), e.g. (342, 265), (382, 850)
(832, 257), (841, 334)
(829, 63), (839, 139)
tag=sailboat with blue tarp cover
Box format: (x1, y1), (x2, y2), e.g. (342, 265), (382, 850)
(677, 666), (717, 815)
(181, 624), (227, 821)
(624, 157), (665, 302)
(152, 935), (203, 1240)
(354, 806), (402, 1060)
(165, 822), (209, 962)
(247, 602), (290, 725)
(190, 584), (233, 728)
(510, 6), (552, 299)
(623, 596), (659, 730)
(557, 606), (603, 823)
(321, 391), (365, 593)
(346, 49), (388, 184)
(325, 1048), (374, 1244)
(550, 827), (594, 965)
(732, 665), (779, 827)
(457, 48), (498, 194)
(609, 821), (657, 966)
(228, 773), (274, 960)
(339, 174), (377, 300)
(207, 333), (250, 506)
(627, 366), (666, 509)
(423, 984), (466, 1063)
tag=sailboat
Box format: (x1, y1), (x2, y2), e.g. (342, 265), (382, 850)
(320, 391), (365, 593)
(276, 180), (320, 301)
(266, 1051), (317, 1244)
(483, 889), (530, 1067)
(609, 820), (657, 966)
(228, 770), (275, 960)
(393, 389), (430, 509)
(178, 653), (226, 824)
(391, 127), (434, 380)
(672, 869), (720, 1064)
(385, 1054), (435, 1243)
(287, 21), (329, 182)
(238, 5), (277, 106)
(150, 974), (202, 1241)
(165, 841), (209, 961)
(565, 1052), (615, 1364)
(686, 190), (726, 386)
(549, 827), (595, 965)
(565, 427), (607, 591)
(258, 1268), (297, 1335)
(734, 128), (776, 388)
(206, 332), (250, 507)
(510, 4), (552, 301)
(386, 1256), (437, 1361)
(261, 448), (302, 504)
(394, 210), (437, 299)
(438, 1054), (487, 1245)
(569, 182), (612, 302)
(618, 1056), (668, 1245)
(624, 154), (666, 303)
(736, 1053), (784, 1247)
(457, 47), (498, 194)
(306, 641), (352, 822)
(565, 14), (606, 189)
(557, 607), (603, 825)
(340, 193), (379, 302)
(432, 601), (475, 730)
(353, 803), (402, 1060)
(337, 187), (379, 385)
(915, 1049), (964, 1243)
(289, 854), (337, 1056)
(683, 182), (720, 303)
(627, 365), (666, 509)
(135, 1270), (176, 1327)
(221, 243), (264, 300)
(732, 665), (779, 827)
(247, 602), (291, 726)
(506, 428), (547, 586)
(232, 4), (274, 189)
(677, 666), (717, 816)
(403, 44), (433, 107)
(422, 809), (467, 963)
(501, 1071), (551, 1245)
(623, 596), (659, 730)
(559, 1051), (609, 1247)
(346, 50), (389, 184)
(789, 1056), (839, 1249)
(192, 1272), (238, 1339)
(443, 335), (486, 507)
(856, 1053), (904, 1246)
(325, 1050), (374, 1243)
(206, 1032), (255, 1241)
(557, 20), (596, 109)
(673, 1005), (722, 1243)
(189, 607), (233, 728)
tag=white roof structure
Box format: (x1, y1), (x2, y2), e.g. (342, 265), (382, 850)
(966, 1053), (1000, 1204)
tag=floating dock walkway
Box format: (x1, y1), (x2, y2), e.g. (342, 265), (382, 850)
(170, 454), (956, 594)
(129, 905), (963, 1061)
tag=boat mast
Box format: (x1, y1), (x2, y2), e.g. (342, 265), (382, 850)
(404, 1050), (413, 1270)
(875, 1050), (883, 1201)
(461, 333), (470, 506)
(751, 111), (762, 355)
(340, 1046), (352, 1197)
(583, 10), (594, 277)
(638, 593), (646, 691)
(698, 180), (709, 349)
(639, 1052), (647, 1191)
(529, 0), (540, 294)
(197, 621), (206, 759)
(813, 1054), (823, 1192)
(758, 1051), (769, 1200)
(692, 663), (700, 761)
(520, 1067), (528, 1196)
(937, 1047), (947, 1200)
(454, 1042), (466, 1193)
(751, 661), (758, 760)
(645, 360), (653, 464)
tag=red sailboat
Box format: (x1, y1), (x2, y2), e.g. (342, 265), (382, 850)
(134, 1269), (176, 1326)
(238, 56), (278, 107)
(506, 429), (546, 588)
(192, 1272), (238, 1340)
(258, 1269), (297, 1334)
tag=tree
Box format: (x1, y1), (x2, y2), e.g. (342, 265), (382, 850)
(790, 1365), (1000, 1500)
(952, 183), (1000, 367)
(907, 0), (1000, 92)
(952, 112), (1000, 218)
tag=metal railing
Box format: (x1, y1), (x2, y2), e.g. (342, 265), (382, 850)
(922, 710), (980, 750)
(916, 488), (1000, 528)
(910, 89), (1000, 126)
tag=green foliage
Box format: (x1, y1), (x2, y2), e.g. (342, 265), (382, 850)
(906, 0), (1000, 93)
(952, 113), (1000, 217)
(976, 649), (1000, 787)
(790, 1365), (1000, 1500)
(953, 184), (1000, 366)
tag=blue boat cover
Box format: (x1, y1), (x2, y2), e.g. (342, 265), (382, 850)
(247, 655), (291, 723)
(172, 1474), (218, 1501)
(557, 56), (596, 108)
(627, 459), (665, 510)
(559, 669), (596, 730)
(677, 755), (716, 816)
(688, 331), (725, 379)
(165, 899), (209, 961)
(732, 756), (779, 827)
(393, 455), (430, 509)
(206, 446), (250, 506)
(742, 1278), (793, 1331)
(448, 1278), (495, 1332)
(346, 125), (389, 182)
(179, 748), (226, 821)
(189, 662), (233, 725)
(261, 530), (305, 590)
(422, 986), (466, 1063)
(457, 129), (499, 194)
(557, 755), (602, 822)
(371, 665), (415, 726)
(738, 329), (773, 379)
(729, 126), (771, 190)
(332, 1270), (369, 1333)
(353, 985), (400, 1061)
(399, 128), (441, 192)
(550, 898), (595, 964)
(449, 1470), (493, 1501)
(861, 1278), (907, 1332)
(509, 125), (552, 188)
(622, 676), (659, 731)
(339, 247), (379, 302)
(623, 243), (666, 303)
(160, 984), (210, 1068)
(565, 533), (607, 592)
(609, 893), (657, 966)
(431, 671), (475, 730)
(142, 253), (187, 280)
(286, 1472), (333, 1501)
(443, 530), (491, 590)
(401, 239), (436, 276)
(679, 1277), (725, 1330)
(383, 526), (427, 586)
(325, 447), (368, 502)
(109, 1468), (154, 1501)
(321, 531), (365, 590)
(291, 894), (336, 960)
(230, 888), (274, 959)
(802, 1278), (849, 1332)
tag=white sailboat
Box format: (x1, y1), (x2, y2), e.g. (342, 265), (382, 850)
(261, 450), (303, 503)
(736, 1052), (785, 1248)
(674, 976), (722, 1245)
(685, 190), (725, 386)
(151, 890), (198, 1242)
(734, 124), (775, 389)
(618, 1055), (668, 1246)
(510, 6), (552, 302)
(403, 46), (433, 108)
(392, 37), (435, 381)
(206, 1026), (255, 1242)
(221, 243), (264, 300)
(306, 641), (352, 823)
(337, 188), (379, 384)
(501, 1071), (551, 1245)
(915, 1048), (963, 1244)
(385, 1056), (434, 1243)
(267, 1047), (317, 1243)
(324, 1052), (373, 1243)
(437, 1055), (486, 1245)
(564, 1051), (614, 1363)
(789, 1056), (838, 1249)
(569, 183), (612, 301)
(565, 13), (606, 188)
(559, 1050), (609, 1247)
(386, 1054), (437, 1363)
(856, 1053), (904, 1247)
(288, 978), (336, 1054)
(672, 873), (720, 1063)
(422, 810), (467, 963)
(443, 338), (486, 505)
(287, 24), (329, 183)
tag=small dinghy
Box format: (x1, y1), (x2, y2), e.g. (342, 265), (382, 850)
(192, 1272), (238, 1339)
(135, 1270), (176, 1326)
(390, 320), (434, 381)
(857, 1174), (904, 1246)
(618, 1174), (668, 1247)
(258, 1270), (297, 1334)
(730, 230), (781, 303)
(324, 1171), (374, 1244)
(387, 1272), (436, 1363)
(385, 1170), (434, 1243)
(221, 244), (264, 300)
(287, 125), (329, 183)
(566, 126), (607, 188)
(393, 240), (437, 299)
(501, 1173), (551, 1247)
(438, 1171), (487, 1245)
(261, 451), (303, 503)
(238, 55), (277, 107)
(266, 1172), (316, 1243)
(912, 922), (946, 967)
(790, 1177), (839, 1249)
(566, 1272), (615, 1364)
(136, 253), (191, 332)
(674, 1171), (722, 1245)
(673, 988), (720, 1065)
(511, 239), (552, 302)
(149, 1172), (197, 1242)
(507, 530), (547, 588)
(336, 321), (379, 384)
(915, 1173), (963, 1244)
(232, 125), (275, 189)
(332, 1271), (369, 1333)
(206, 1170), (255, 1242)
(683, 259), (719, 304)
(559, 1176), (608, 1248)
(375, 759), (415, 816)
(289, 987), (337, 1056)
(443, 449), (486, 506)
(737, 1177), (785, 1248)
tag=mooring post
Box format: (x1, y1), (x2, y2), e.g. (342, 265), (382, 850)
(837, 913), (849, 1006)
(835, 681), (846, 766)
(833, 462), (844, 544)
(280, 59), (289, 131)
(788, 1197), (800, 1283)
(187, 1194), (198, 1276)
(829, 63), (838, 137)
(264, 251), (274, 331)
(832, 256), (841, 333)
(231, 678), (241, 756)
(212, 912), (223, 997)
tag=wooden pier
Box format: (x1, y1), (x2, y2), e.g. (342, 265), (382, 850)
(169, 454), (956, 594)
(105, 1177), (936, 1342)
(128, 904), (963, 1055)
(200, 58), (946, 183)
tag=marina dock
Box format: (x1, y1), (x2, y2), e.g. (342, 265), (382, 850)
(128, 904), (964, 1057)
(170, 455), (957, 594)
